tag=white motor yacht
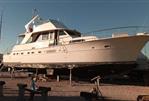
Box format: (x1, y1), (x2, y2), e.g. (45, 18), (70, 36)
(3, 15), (149, 69)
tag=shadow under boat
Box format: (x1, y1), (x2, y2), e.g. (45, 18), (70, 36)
(53, 63), (137, 81)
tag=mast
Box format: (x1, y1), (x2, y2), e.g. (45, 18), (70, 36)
(0, 10), (3, 40)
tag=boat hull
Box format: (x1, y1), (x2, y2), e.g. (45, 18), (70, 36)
(3, 35), (149, 68)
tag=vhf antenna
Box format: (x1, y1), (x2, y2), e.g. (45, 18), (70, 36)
(32, 8), (38, 18)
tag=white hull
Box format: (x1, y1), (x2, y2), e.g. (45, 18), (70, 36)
(3, 35), (149, 68)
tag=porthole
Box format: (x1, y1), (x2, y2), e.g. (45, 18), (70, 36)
(104, 45), (111, 48)
(92, 47), (95, 49)
(38, 51), (41, 53)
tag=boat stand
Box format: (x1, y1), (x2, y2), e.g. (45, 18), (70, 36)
(68, 65), (75, 86)
(68, 67), (73, 85)
(10, 67), (15, 78)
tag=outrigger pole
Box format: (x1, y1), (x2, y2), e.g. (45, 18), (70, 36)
(86, 26), (149, 34)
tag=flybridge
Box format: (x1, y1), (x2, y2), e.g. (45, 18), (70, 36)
(25, 15), (68, 33)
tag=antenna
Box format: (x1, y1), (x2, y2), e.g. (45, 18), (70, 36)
(32, 8), (38, 18)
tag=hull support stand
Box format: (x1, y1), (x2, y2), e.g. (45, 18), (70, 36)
(69, 67), (72, 86)
(68, 65), (75, 86)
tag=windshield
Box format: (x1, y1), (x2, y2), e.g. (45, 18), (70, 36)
(65, 30), (81, 38)
(17, 35), (25, 44)
(50, 19), (67, 28)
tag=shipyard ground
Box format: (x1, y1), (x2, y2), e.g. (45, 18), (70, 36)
(0, 77), (149, 101)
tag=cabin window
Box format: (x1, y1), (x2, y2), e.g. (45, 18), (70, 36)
(27, 31), (49, 43)
(41, 32), (49, 40)
(27, 52), (30, 54)
(32, 34), (40, 42)
(27, 34), (40, 43)
(59, 30), (66, 35)
(13, 53), (15, 55)
(49, 32), (54, 40)
(42, 34), (49, 40)
(70, 39), (85, 43)
(31, 52), (34, 54)
(21, 53), (23, 55)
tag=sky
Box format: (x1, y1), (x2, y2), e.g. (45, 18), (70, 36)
(0, 0), (149, 57)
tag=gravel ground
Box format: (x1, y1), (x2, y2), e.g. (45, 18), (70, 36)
(0, 77), (149, 101)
